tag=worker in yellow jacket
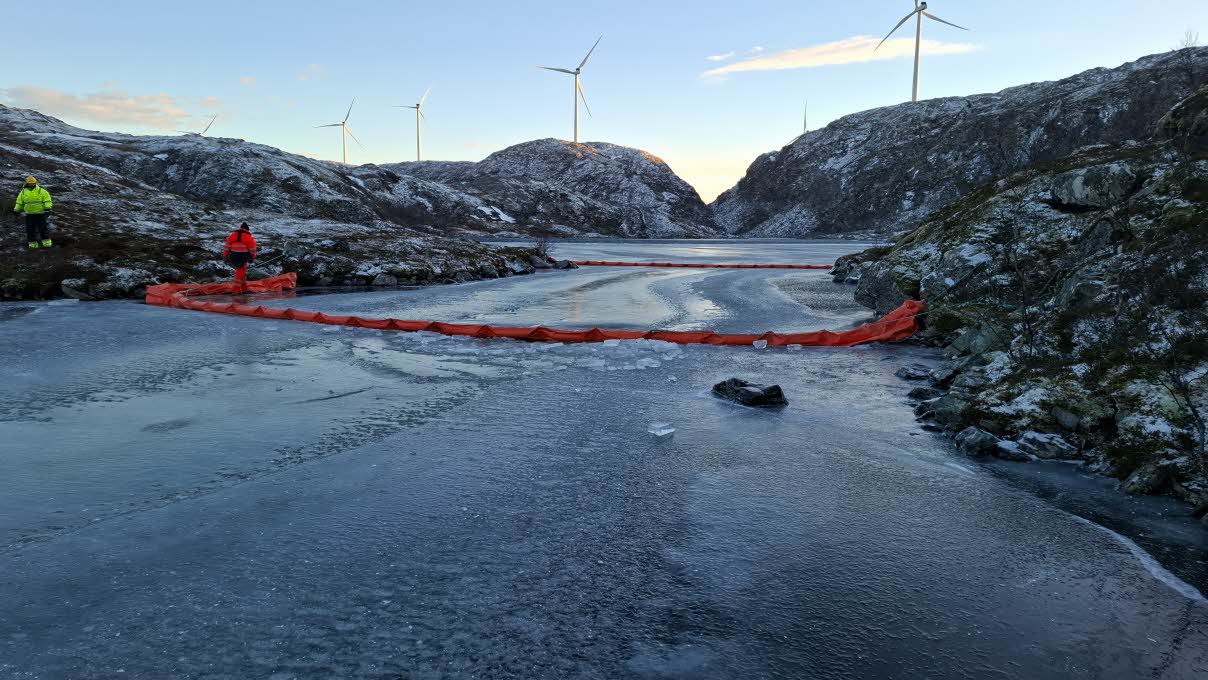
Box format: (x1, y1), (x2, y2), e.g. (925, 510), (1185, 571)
(14, 176), (53, 249)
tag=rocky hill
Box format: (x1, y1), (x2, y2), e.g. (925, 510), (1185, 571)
(0, 108), (708, 299)
(712, 47), (1208, 239)
(0, 107), (557, 300)
(393, 139), (716, 238)
(831, 85), (1208, 518)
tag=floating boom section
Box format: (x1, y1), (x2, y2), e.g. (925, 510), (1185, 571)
(146, 273), (924, 347)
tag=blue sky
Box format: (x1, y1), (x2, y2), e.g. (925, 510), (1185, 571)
(5, 0), (1207, 200)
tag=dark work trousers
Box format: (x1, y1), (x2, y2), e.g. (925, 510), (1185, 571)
(25, 213), (49, 242)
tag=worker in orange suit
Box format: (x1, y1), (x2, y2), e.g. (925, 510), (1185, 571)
(223, 223), (258, 291)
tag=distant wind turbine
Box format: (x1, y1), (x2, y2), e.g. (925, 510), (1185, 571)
(536, 36), (602, 143)
(395, 88), (430, 161)
(803, 100), (808, 134)
(178, 114), (219, 136)
(876, 1), (969, 103)
(315, 98), (361, 165)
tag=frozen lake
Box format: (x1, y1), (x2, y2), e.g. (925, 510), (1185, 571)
(1, 239), (1205, 679)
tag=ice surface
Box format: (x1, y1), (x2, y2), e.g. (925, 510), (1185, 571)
(1, 239), (1206, 679)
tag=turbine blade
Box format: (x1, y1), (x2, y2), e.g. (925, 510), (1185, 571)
(578, 35), (603, 70)
(420, 87), (431, 105)
(537, 66), (576, 74)
(577, 80), (592, 117)
(343, 97), (356, 123)
(201, 114), (217, 135)
(419, 110), (428, 122)
(875, 9), (921, 51)
(922, 11), (969, 31)
(345, 126), (363, 148)
(316, 123), (343, 128)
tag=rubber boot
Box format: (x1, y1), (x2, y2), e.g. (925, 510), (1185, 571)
(40, 239), (52, 248)
(27, 241), (39, 249)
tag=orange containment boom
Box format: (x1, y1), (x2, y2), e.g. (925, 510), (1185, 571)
(145, 273), (925, 348)
(573, 261), (832, 270)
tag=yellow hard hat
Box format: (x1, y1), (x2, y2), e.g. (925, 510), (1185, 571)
(24, 176), (36, 184)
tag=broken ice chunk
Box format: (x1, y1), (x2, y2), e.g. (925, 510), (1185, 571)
(752, 340), (768, 349)
(648, 422), (676, 439)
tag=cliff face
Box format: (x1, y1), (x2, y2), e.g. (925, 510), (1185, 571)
(396, 139), (716, 238)
(712, 48), (1208, 239)
(832, 86), (1208, 515)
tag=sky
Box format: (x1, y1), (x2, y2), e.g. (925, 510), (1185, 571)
(4, 1), (1207, 202)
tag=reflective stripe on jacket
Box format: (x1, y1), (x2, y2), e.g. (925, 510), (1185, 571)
(14, 187), (52, 214)
(223, 229), (258, 257)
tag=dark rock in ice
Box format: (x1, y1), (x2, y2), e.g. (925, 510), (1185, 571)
(712, 378), (788, 408)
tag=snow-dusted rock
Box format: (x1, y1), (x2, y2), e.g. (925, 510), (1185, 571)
(396, 139), (717, 238)
(1016, 432), (1079, 460)
(1050, 163), (1138, 209)
(955, 427), (1000, 456)
(712, 48), (1208, 238)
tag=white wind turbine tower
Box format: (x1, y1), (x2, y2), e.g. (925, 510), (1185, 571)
(395, 88), (430, 161)
(315, 99), (361, 165)
(537, 36), (602, 143)
(876, 1), (969, 103)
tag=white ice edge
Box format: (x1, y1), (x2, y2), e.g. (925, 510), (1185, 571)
(1071, 514), (1207, 604)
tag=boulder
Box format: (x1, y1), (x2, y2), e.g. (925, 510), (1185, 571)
(907, 386), (943, 401)
(1016, 431), (1079, 460)
(507, 259), (535, 275)
(60, 278), (96, 301)
(1050, 406), (1082, 431)
(853, 262), (910, 315)
(930, 394), (970, 426)
(955, 427), (1000, 456)
(711, 378), (788, 408)
(371, 273), (399, 286)
(895, 364), (932, 381)
(528, 255), (553, 270)
(553, 259), (578, 270)
(1050, 163), (1138, 209)
(994, 440), (1032, 462)
(1122, 461), (1174, 496)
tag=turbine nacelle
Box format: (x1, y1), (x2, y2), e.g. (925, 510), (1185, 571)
(874, 1), (969, 101)
(536, 36), (602, 143)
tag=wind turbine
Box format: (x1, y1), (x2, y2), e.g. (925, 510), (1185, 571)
(537, 36), (601, 143)
(315, 98), (361, 165)
(395, 88), (430, 161)
(178, 114), (219, 136)
(803, 100), (808, 135)
(876, 1), (968, 103)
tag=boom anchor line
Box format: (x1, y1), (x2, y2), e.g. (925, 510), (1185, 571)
(146, 273), (925, 348)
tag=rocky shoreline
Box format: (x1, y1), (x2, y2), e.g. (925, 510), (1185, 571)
(834, 86), (1208, 521)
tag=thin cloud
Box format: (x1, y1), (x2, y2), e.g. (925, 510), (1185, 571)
(702, 35), (980, 78)
(706, 52), (735, 62)
(297, 64), (326, 82)
(749, 46), (765, 53)
(239, 75), (257, 86)
(1, 86), (191, 130)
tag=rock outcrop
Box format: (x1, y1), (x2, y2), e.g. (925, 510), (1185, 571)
(843, 85), (1208, 511)
(397, 139), (716, 238)
(712, 47), (1208, 238)
(0, 107), (709, 299)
